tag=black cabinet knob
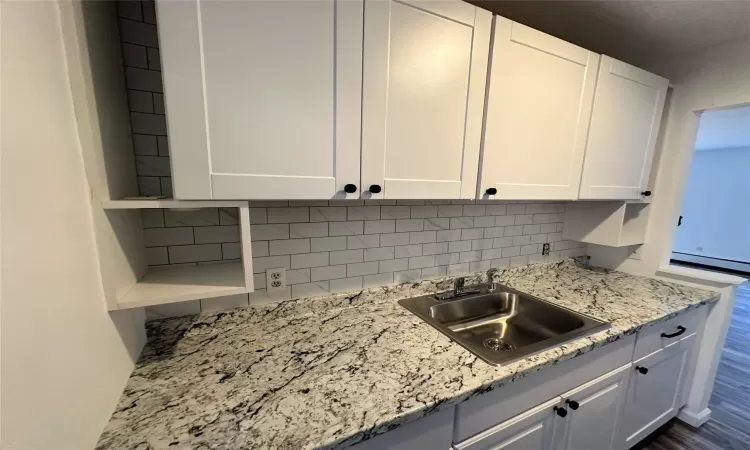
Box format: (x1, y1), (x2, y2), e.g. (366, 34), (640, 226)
(636, 366), (649, 375)
(369, 184), (382, 194)
(566, 399), (579, 410)
(485, 188), (497, 195)
(554, 406), (568, 418)
(344, 184), (357, 194)
(641, 191), (652, 196)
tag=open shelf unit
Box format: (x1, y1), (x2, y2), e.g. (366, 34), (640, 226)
(102, 199), (247, 210)
(562, 201), (651, 247)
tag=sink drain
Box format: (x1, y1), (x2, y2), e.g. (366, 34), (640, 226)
(483, 338), (515, 352)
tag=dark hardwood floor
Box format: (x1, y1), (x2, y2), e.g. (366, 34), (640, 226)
(635, 283), (750, 450)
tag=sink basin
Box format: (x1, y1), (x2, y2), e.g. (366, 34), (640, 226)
(399, 285), (610, 366)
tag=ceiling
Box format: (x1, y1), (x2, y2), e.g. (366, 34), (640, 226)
(695, 106), (750, 151)
(468, 1), (750, 68)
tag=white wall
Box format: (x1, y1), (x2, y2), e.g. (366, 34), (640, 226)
(0, 2), (145, 449)
(673, 147), (750, 263)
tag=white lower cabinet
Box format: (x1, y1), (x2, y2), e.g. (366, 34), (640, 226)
(453, 397), (560, 450)
(556, 363), (632, 450)
(620, 333), (697, 448)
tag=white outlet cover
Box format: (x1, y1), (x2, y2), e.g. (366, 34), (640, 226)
(266, 268), (287, 292)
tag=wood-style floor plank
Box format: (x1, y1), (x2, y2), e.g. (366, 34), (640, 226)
(635, 283), (750, 450)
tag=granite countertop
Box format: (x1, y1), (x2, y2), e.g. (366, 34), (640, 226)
(96, 260), (719, 450)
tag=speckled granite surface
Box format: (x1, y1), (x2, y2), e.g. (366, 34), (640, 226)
(96, 260), (719, 450)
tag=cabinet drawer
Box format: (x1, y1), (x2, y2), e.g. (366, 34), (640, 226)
(633, 306), (706, 361)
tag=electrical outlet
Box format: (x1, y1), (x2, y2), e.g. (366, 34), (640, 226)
(542, 243), (550, 256)
(266, 268), (287, 292)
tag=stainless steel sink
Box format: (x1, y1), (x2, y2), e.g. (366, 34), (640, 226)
(399, 284), (610, 366)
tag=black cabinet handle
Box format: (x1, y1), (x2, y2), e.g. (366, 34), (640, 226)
(565, 399), (579, 410)
(636, 366), (649, 375)
(661, 325), (686, 339)
(344, 184), (357, 194)
(641, 191), (652, 196)
(485, 188), (497, 195)
(554, 406), (568, 418)
(369, 184), (382, 194)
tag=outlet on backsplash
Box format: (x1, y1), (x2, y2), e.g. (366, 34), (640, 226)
(542, 243), (550, 256)
(266, 268), (287, 292)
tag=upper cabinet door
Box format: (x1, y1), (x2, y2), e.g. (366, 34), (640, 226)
(157, 0), (363, 199)
(579, 56), (669, 200)
(361, 0), (491, 199)
(480, 17), (599, 200)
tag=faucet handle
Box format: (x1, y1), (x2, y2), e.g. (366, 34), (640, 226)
(454, 277), (466, 291)
(486, 268), (498, 282)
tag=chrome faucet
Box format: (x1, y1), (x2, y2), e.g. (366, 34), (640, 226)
(435, 268), (499, 301)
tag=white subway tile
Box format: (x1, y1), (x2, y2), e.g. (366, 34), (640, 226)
(447, 263), (471, 276)
(329, 199), (363, 206)
(380, 258), (408, 273)
(409, 255), (435, 269)
(507, 204), (526, 215)
(218, 208), (238, 225)
(448, 240), (471, 253)
(348, 234), (380, 249)
(437, 205), (463, 217)
(483, 227), (505, 239)
(424, 218), (450, 231)
(248, 287), (291, 305)
(249, 201), (289, 207)
(311, 236), (348, 252)
(425, 200), (451, 205)
(364, 247), (395, 261)
(510, 255), (530, 267)
(169, 244), (222, 263)
(348, 206), (380, 221)
(380, 206), (411, 219)
(394, 269), (421, 283)
(530, 234), (548, 244)
(422, 265), (447, 279)
(495, 216), (516, 227)
(512, 235), (531, 246)
(435, 253), (459, 266)
(451, 200), (475, 204)
(200, 294), (249, 313)
(470, 260), (491, 272)
(459, 251), (481, 263)
(136, 155), (170, 176)
(156, 136), (169, 156)
(521, 244), (540, 255)
(347, 261), (380, 277)
(410, 231), (436, 244)
(141, 209), (164, 228)
(556, 223), (564, 232)
(330, 276), (363, 293)
(125, 66), (162, 92)
(146, 300), (200, 320)
(502, 246), (521, 258)
(486, 204), (507, 216)
(473, 216), (495, 228)
(153, 92), (164, 114)
(285, 268), (310, 285)
(164, 209), (219, 227)
(481, 248), (503, 261)
(461, 228), (484, 240)
(505, 225), (524, 236)
(472, 239), (493, 250)
(396, 219), (424, 232)
(270, 238), (311, 255)
(550, 213), (565, 223)
(133, 134), (158, 156)
(145, 247), (168, 265)
(288, 201), (329, 207)
(411, 206), (438, 218)
(491, 258), (511, 269)
(267, 207), (310, 223)
(119, 17), (158, 45)
(291, 252), (329, 269)
(422, 242), (448, 255)
(249, 208), (268, 224)
(364, 273), (394, 288)
(450, 217), (473, 229)
(395, 244), (422, 258)
(523, 224), (542, 235)
(368, 199), (398, 206)
(253, 273), (266, 289)
(131, 112), (166, 135)
(311, 265), (347, 281)
(330, 249), (363, 265)
(514, 214), (533, 225)
(380, 232), (410, 247)
(250, 224), (289, 241)
(492, 237), (514, 248)
(222, 242), (241, 260)
(463, 205), (486, 216)
(533, 214), (551, 224)
(540, 223), (558, 233)
(436, 229), (462, 242)
(252, 255), (291, 273)
(364, 220), (395, 234)
(292, 281), (329, 299)
(290, 222), (328, 238)
(194, 226), (240, 244)
(160, 178), (173, 197)
(547, 232), (563, 242)
(128, 90), (153, 113)
(251, 241), (269, 257)
(525, 204), (545, 214)
(144, 227), (193, 247)
(329, 221), (364, 236)
(121, 43), (148, 68)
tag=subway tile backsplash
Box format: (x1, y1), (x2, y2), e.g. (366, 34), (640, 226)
(117, 3), (586, 320)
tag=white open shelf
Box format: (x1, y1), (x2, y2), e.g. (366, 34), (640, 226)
(116, 261), (247, 309)
(102, 198), (247, 209)
(563, 201), (651, 247)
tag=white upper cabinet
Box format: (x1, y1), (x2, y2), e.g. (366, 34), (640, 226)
(361, 0), (491, 199)
(157, 0), (363, 199)
(579, 56), (669, 200)
(480, 17), (600, 200)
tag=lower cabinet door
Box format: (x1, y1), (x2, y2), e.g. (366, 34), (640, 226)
(556, 363), (632, 450)
(620, 333), (696, 448)
(453, 397), (560, 450)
